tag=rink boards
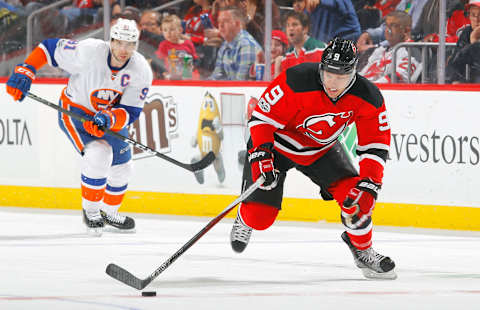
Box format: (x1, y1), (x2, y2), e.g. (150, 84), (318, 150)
(0, 80), (479, 230)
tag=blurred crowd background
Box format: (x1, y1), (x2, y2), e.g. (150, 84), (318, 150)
(0, 0), (478, 84)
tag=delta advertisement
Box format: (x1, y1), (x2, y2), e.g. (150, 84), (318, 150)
(0, 82), (479, 228)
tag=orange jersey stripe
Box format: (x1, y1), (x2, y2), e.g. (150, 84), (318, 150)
(60, 92), (85, 152)
(25, 46), (48, 71)
(62, 88), (94, 116)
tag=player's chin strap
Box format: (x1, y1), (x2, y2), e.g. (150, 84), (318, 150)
(26, 92), (215, 172)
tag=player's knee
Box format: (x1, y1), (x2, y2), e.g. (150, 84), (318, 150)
(239, 202), (279, 230)
(81, 140), (113, 177)
(108, 160), (133, 186)
(328, 176), (361, 206)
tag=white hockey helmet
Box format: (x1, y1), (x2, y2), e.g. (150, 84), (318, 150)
(110, 18), (140, 43)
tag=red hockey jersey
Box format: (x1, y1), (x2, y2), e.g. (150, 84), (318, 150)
(249, 62), (391, 183)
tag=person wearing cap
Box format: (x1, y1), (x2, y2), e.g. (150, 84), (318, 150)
(5, 18), (153, 236)
(277, 11), (326, 78)
(447, 0), (480, 83)
(250, 29), (288, 80)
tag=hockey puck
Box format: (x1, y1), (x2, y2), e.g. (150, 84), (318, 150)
(141, 291), (156, 297)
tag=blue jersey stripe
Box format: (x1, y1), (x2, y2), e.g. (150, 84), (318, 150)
(40, 38), (60, 67)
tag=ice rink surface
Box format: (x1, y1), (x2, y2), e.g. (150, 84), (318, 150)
(1, 207), (479, 310)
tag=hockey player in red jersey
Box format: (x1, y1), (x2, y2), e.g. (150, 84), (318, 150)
(230, 37), (396, 279)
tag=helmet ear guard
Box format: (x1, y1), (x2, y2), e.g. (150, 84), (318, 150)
(320, 37), (358, 75)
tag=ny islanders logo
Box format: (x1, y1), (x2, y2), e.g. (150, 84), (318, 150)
(296, 111), (353, 144)
(90, 89), (123, 111)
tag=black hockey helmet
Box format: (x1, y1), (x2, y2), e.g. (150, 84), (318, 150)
(320, 37), (358, 75)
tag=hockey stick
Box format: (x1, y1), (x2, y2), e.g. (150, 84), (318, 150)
(105, 176), (264, 290)
(26, 92), (215, 172)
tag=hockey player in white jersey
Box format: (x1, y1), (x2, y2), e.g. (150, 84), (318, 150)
(6, 18), (153, 236)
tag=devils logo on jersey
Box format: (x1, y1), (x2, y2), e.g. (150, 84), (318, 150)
(296, 111), (353, 145)
(90, 89), (123, 111)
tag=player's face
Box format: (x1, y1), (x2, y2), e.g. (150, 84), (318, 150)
(286, 17), (307, 46)
(162, 22), (182, 43)
(321, 70), (354, 99)
(110, 39), (136, 66)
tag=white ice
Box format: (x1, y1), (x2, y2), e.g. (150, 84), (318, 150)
(0, 206), (479, 310)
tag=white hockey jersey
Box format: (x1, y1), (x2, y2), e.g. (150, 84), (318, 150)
(359, 44), (422, 83)
(39, 38), (153, 119)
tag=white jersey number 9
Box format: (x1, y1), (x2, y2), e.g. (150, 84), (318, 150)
(378, 111), (390, 131)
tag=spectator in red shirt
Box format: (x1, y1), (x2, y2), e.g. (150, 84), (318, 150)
(155, 14), (198, 80)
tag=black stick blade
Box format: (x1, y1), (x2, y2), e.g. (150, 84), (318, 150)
(190, 151), (216, 171)
(106, 263), (149, 290)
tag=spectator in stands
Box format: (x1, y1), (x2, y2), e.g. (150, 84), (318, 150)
(415, 0), (469, 42)
(447, 0), (480, 82)
(358, 10), (422, 82)
(292, 0), (307, 13)
(275, 10), (326, 77)
(244, 0), (281, 46)
(355, 0), (382, 31)
(184, 0), (214, 45)
(206, 0), (239, 47)
(445, 0), (470, 42)
(156, 14), (198, 80)
(374, 0), (403, 16)
(305, 0), (361, 43)
(140, 10), (163, 37)
(250, 29), (288, 79)
(209, 0), (281, 46)
(183, 0), (219, 77)
(111, 0), (167, 13)
(209, 6), (261, 80)
(356, 0), (429, 53)
(139, 10), (166, 79)
(59, 0), (103, 32)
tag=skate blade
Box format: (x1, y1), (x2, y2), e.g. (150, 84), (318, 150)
(86, 227), (103, 237)
(103, 227), (136, 234)
(361, 268), (397, 280)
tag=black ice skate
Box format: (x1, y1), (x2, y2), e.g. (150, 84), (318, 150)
(341, 231), (397, 280)
(82, 209), (104, 237)
(230, 213), (252, 253)
(100, 210), (135, 232)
